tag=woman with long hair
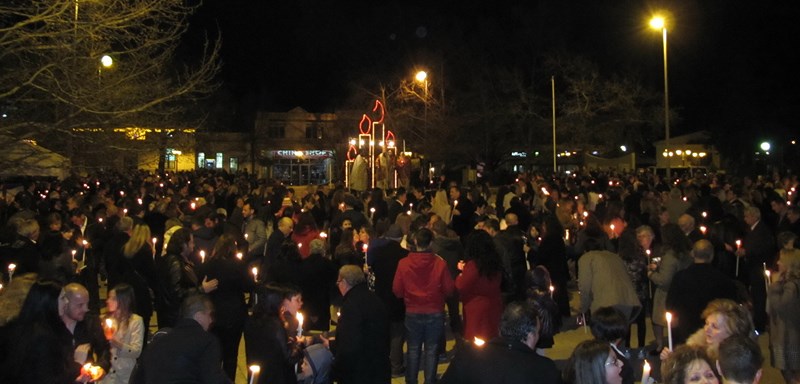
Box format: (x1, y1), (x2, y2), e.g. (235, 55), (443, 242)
(562, 339), (624, 384)
(768, 248), (800, 384)
(648, 223), (692, 353)
(292, 211), (320, 260)
(245, 284), (302, 384)
(333, 227), (360, 267)
(197, 233), (250, 381)
(456, 230), (503, 342)
(120, 223), (156, 333)
(525, 265), (562, 352)
(100, 284), (144, 384)
(533, 215), (571, 317)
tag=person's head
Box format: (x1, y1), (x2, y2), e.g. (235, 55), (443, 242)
(678, 214), (697, 234)
(253, 284), (291, 318)
(770, 198), (787, 215)
(308, 238), (325, 256)
(692, 239), (715, 264)
(636, 225), (655, 250)
(180, 293), (214, 331)
(464, 230), (502, 277)
(46, 212), (62, 232)
(777, 248), (800, 281)
(702, 299), (753, 349)
(525, 265), (552, 293)
(341, 218), (352, 230)
(281, 286), (303, 316)
(563, 339), (624, 384)
(777, 231), (797, 250)
(117, 216), (134, 233)
(716, 336), (763, 384)
(743, 206), (761, 227)
(662, 223), (692, 255)
(338, 227), (356, 249)
(662, 345), (719, 384)
(504, 213), (519, 227)
(411, 228), (434, 251)
(242, 202), (255, 219)
(590, 307), (628, 344)
(61, 283), (90, 324)
(107, 283), (136, 320)
(16, 279), (62, 327)
(16, 218), (40, 241)
(278, 217), (294, 236)
(166, 227), (193, 256)
(499, 301), (540, 349)
(481, 218), (500, 237)
(123, 223), (152, 258)
(449, 186), (461, 201)
(357, 225), (373, 244)
(337, 265), (365, 296)
(211, 233), (237, 261)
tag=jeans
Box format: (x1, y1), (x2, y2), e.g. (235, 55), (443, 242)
(405, 312), (445, 384)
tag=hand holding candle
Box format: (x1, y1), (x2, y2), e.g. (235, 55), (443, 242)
(103, 318), (116, 340)
(666, 311), (673, 351)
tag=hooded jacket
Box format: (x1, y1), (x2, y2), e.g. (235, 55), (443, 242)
(392, 251), (454, 314)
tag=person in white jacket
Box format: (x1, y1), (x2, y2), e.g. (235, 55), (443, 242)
(101, 283), (144, 384)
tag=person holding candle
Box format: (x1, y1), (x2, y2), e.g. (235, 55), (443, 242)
(531, 215), (572, 318)
(119, 223), (157, 338)
(648, 223), (692, 355)
(766, 247), (800, 384)
(661, 299), (754, 363)
(562, 339), (624, 384)
(60, 283), (111, 378)
(661, 345), (719, 384)
(100, 284), (144, 384)
(245, 284), (302, 384)
(736, 206), (776, 333)
(242, 201), (268, 261)
(198, 233), (251, 381)
(525, 266), (562, 353)
(456, 230), (503, 343)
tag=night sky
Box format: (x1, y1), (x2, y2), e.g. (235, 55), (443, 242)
(185, 0), (799, 145)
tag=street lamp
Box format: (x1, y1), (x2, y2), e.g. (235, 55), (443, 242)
(650, 15), (670, 179)
(100, 55), (113, 68)
(414, 70), (429, 136)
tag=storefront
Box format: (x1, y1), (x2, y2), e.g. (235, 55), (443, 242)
(262, 149), (334, 186)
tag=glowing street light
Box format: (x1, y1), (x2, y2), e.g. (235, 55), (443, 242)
(650, 14), (671, 179)
(100, 55), (114, 68)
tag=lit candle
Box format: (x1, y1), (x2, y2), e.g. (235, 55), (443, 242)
(666, 312), (673, 351)
(104, 318), (116, 340)
(137, 198), (143, 205)
(642, 360), (651, 384)
(701, 211), (708, 218)
(236, 252), (243, 260)
(244, 233), (249, 241)
(735, 240), (742, 276)
(296, 312), (304, 337)
(473, 337), (485, 346)
(549, 285), (554, 298)
(7, 263), (16, 283)
(370, 207), (375, 220)
(82, 239), (89, 248)
(251, 267), (258, 282)
(199, 250), (206, 264)
(152, 237), (158, 246)
(565, 230), (570, 241)
(320, 231), (328, 238)
(699, 225), (707, 235)
(248, 365), (261, 384)
(71, 249), (77, 262)
(123, 208), (128, 216)
(98, 217), (103, 223)
(583, 211), (589, 218)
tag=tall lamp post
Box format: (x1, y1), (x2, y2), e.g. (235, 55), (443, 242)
(650, 15), (670, 179)
(415, 70), (429, 132)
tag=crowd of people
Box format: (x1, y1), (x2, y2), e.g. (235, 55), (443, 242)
(0, 167), (798, 384)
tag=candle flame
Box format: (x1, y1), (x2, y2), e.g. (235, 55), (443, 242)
(296, 312), (304, 327)
(699, 225), (707, 234)
(736, 240), (742, 248)
(152, 237), (158, 244)
(644, 360), (651, 371)
(250, 365), (261, 374)
(105, 318), (113, 328)
(251, 267), (258, 277)
(665, 312), (672, 322)
(702, 211), (708, 218)
(8, 263), (16, 272)
(646, 249), (651, 256)
(370, 207), (376, 213)
(549, 285), (554, 293)
(320, 232), (328, 238)
(236, 252), (243, 260)
(473, 337), (485, 346)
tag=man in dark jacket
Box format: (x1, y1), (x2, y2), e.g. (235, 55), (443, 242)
(667, 239), (740, 345)
(60, 283), (111, 375)
(140, 294), (231, 384)
(331, 265), (391, 384)
(370, 225), (409, 377)
(494, 213), (528, 303)
(736, 206), (776, 332)
(440, 301), (559, 384)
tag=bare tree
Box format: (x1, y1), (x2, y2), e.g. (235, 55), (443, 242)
(0, 0), (221, 171)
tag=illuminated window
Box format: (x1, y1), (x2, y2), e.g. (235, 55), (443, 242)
(197, 152), (205, 168)
(215, 153), (223, 169)
(230, 157), (238, 171)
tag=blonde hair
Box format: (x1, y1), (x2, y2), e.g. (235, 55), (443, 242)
(702, 299), (753, 340)
(123, 224), (152, 258)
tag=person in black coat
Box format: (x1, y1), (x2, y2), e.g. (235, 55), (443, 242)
(531, 216), (571, 317)
(140, 294), (232, 384)
(198, 233), (252, 381)
(369, 226), (409, 376)
(736, 206), (776, 332)
(440, 301), (559, 384)
(296, 239), (338, 331)
(667, 239), (740, 345)
(245, 284), (301, 384)
(329, 265), (391, 384)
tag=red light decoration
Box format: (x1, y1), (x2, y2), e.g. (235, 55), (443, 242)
(359, 114), (372, 134)
(346, 145), (358, 161)
(385, 130), (395, 142)
(372, 100), (385, 124)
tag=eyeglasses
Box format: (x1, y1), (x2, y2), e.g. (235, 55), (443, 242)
(605, 357), (621, 367)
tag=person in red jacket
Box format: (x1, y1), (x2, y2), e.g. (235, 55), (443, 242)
(393, 228), (455, 384)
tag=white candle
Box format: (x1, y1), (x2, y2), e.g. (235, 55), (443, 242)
(7, 263), (15, 283)
(666, 312), (673, 351)
(296, 312), (304, 338)
(735, 240), (742, 276)
(251, 267), (258, 282)
(199, 250), (205, 264)
(549, 285), (554, 298)
(152, 237), (158, 246)
(248, 365), (261, 384)
(642, 360), (651, 384)
(71, 249), (77, 263)
(370, 207), (375, 220)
